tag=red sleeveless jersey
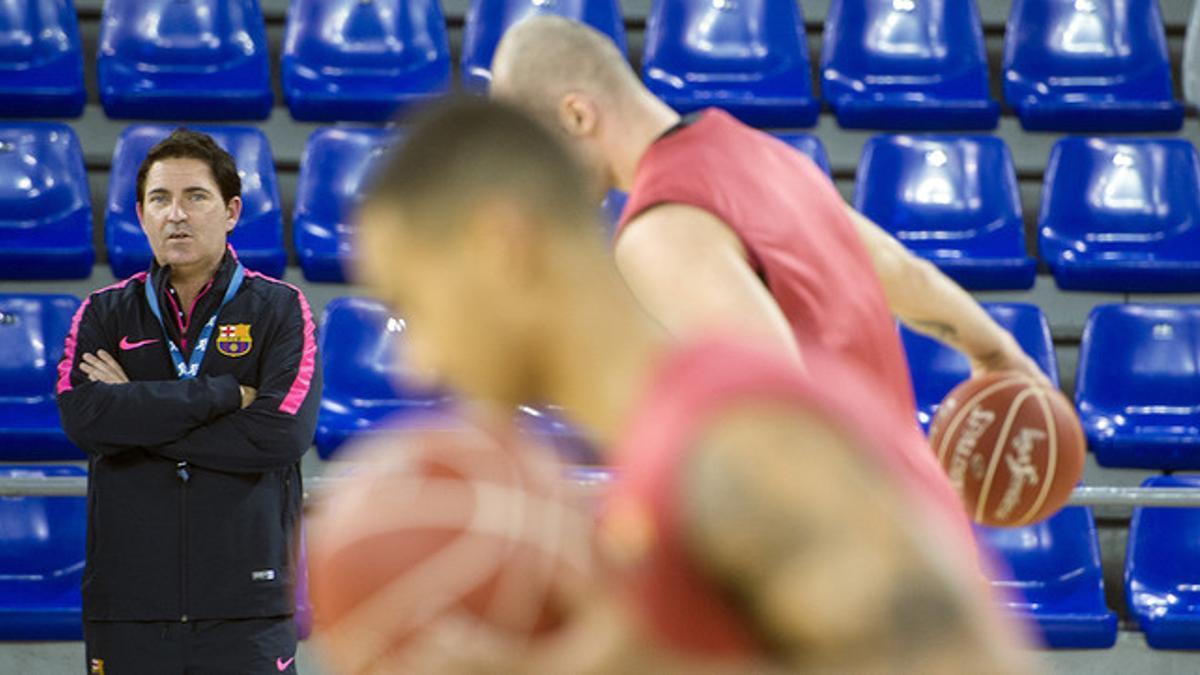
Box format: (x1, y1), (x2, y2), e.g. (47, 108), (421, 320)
(616, 109), (917, 420)
(601, 338), (979, 658)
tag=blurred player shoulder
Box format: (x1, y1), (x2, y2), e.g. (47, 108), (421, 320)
(678, 403), (1035, 674)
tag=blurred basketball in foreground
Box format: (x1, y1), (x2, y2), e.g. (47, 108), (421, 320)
(930, 373), (1085, 527)
(307, 418), (594, 674)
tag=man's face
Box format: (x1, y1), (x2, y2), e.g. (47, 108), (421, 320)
(137, 158), (240, 271)
(355, 203), (540, 408)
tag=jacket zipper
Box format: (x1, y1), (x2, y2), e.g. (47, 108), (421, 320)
(176, 460), (190, 624)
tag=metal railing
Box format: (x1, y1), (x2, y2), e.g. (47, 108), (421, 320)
(0, 476), (1198, 507)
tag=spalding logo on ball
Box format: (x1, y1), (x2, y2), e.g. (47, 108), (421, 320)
(929, 372), (1085, 528)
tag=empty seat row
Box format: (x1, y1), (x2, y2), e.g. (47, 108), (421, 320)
(11, 119), (1199, 294)
(906, 302), (1200, 471)
(0, 0), (1186, 130)
(862, 135), (1200, 292)
(7, 293), (1199, 472)
(0, 122), (828, 283)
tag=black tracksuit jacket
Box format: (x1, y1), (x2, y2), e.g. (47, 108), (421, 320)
(56, 250), (321, 623)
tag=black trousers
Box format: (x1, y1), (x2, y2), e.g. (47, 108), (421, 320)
(84, 616), (298, 675)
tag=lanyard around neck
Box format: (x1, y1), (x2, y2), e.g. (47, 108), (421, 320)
(144, 262), (245, 380)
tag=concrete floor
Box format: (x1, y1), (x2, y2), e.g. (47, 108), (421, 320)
(0, 632), (1194, 674)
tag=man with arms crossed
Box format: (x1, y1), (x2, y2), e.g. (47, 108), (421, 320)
(57, 130), (320, 674)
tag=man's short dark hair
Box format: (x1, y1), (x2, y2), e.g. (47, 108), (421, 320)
(136, 128), (241, 205)
(365, 97), (594, 235)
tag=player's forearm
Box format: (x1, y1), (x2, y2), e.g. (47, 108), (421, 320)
(892, 256), (1019, 362)
(845, 207), (1018, 363)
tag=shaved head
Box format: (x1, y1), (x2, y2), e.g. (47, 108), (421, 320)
(492, 15), (642, 123)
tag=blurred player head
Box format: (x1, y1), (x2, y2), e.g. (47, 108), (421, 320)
(490, 16), (678, 196)
(356, 98), (640, 415)
(135, 128), (242, 276)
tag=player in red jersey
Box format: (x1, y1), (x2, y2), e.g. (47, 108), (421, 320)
(489, 16), (1047, 420)
(352, 98), (1033, 673)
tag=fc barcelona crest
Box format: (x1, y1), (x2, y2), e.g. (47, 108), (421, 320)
(216, 324), (253, 357)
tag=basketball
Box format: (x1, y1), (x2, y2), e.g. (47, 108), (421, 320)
(306, 419), (594, 673)
(929, 373), (1085, 528)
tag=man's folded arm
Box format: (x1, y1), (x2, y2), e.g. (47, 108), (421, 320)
(157, 291), (321, 473)
(56, 301), (243, 456)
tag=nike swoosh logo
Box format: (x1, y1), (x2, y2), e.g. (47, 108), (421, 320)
(276, 656), (295, 671)
(119, 336), (159, 351)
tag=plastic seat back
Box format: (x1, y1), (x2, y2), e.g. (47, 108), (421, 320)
(316, 297), (448, 458)
(294, 127), (399, 282)
(282, 0), (451, 121)
(642, 0), (819, 127)
(0, 294), (82, 460)
(0, 123), (93, 279)
(105, 125), (285, 279)
(1126, 474), (1200, 649)
(902, 303), (1057, 430)
(1076, 304), (1200, 468)
(0, 0), (85, 117)
(1003, 0), (1182, 131)
(1039, 137), (1200, 292)
(0, 465), (85, 640)
(821, 0), (997, 129)
(461, 0), (627, 92)
(97, 0), (272, 120)
(856, 134), (1034, 290)
(976, 506), (1117, 648)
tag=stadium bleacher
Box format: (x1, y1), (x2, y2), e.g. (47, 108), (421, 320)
(0, 123), (94, 279)
(282, 0), (452, 122)
(821, 0), (999, 130)
(1076, 304), (1200, 470)
(1040, 137), (1200, 292)
(1, 0), (1200, 671)
(855, 134), (1037, 290)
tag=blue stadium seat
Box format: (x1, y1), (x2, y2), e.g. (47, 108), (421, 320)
(316, 297), (449, 459)
(1002, 0), (1183, 132)
(0, 0), (85, 118)
(772, 132), (832, 176)
(0, 123), (93, 279)
(902, 303), (1057, 431)
(461, 0), (627, 93)
(642, 0), (820, 128)
(976, 506), (1118, 649)
(294, 127), (398, 283)
(1040, 138), (1200, 293)
(105, 125), (286, 280)
(0, 465), (85, 640)
(0, 295), (82, 461)
(1076, 305), (1200, 469)
(1126, 474), (1200, 649)
(820, 0), (998, 130)
(282, 0), (451, 122)
(855, 135), (1036, 290)
(97, 0), (272, 120)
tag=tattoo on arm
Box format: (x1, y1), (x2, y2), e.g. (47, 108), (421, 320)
(678, 407), (1015, 673)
